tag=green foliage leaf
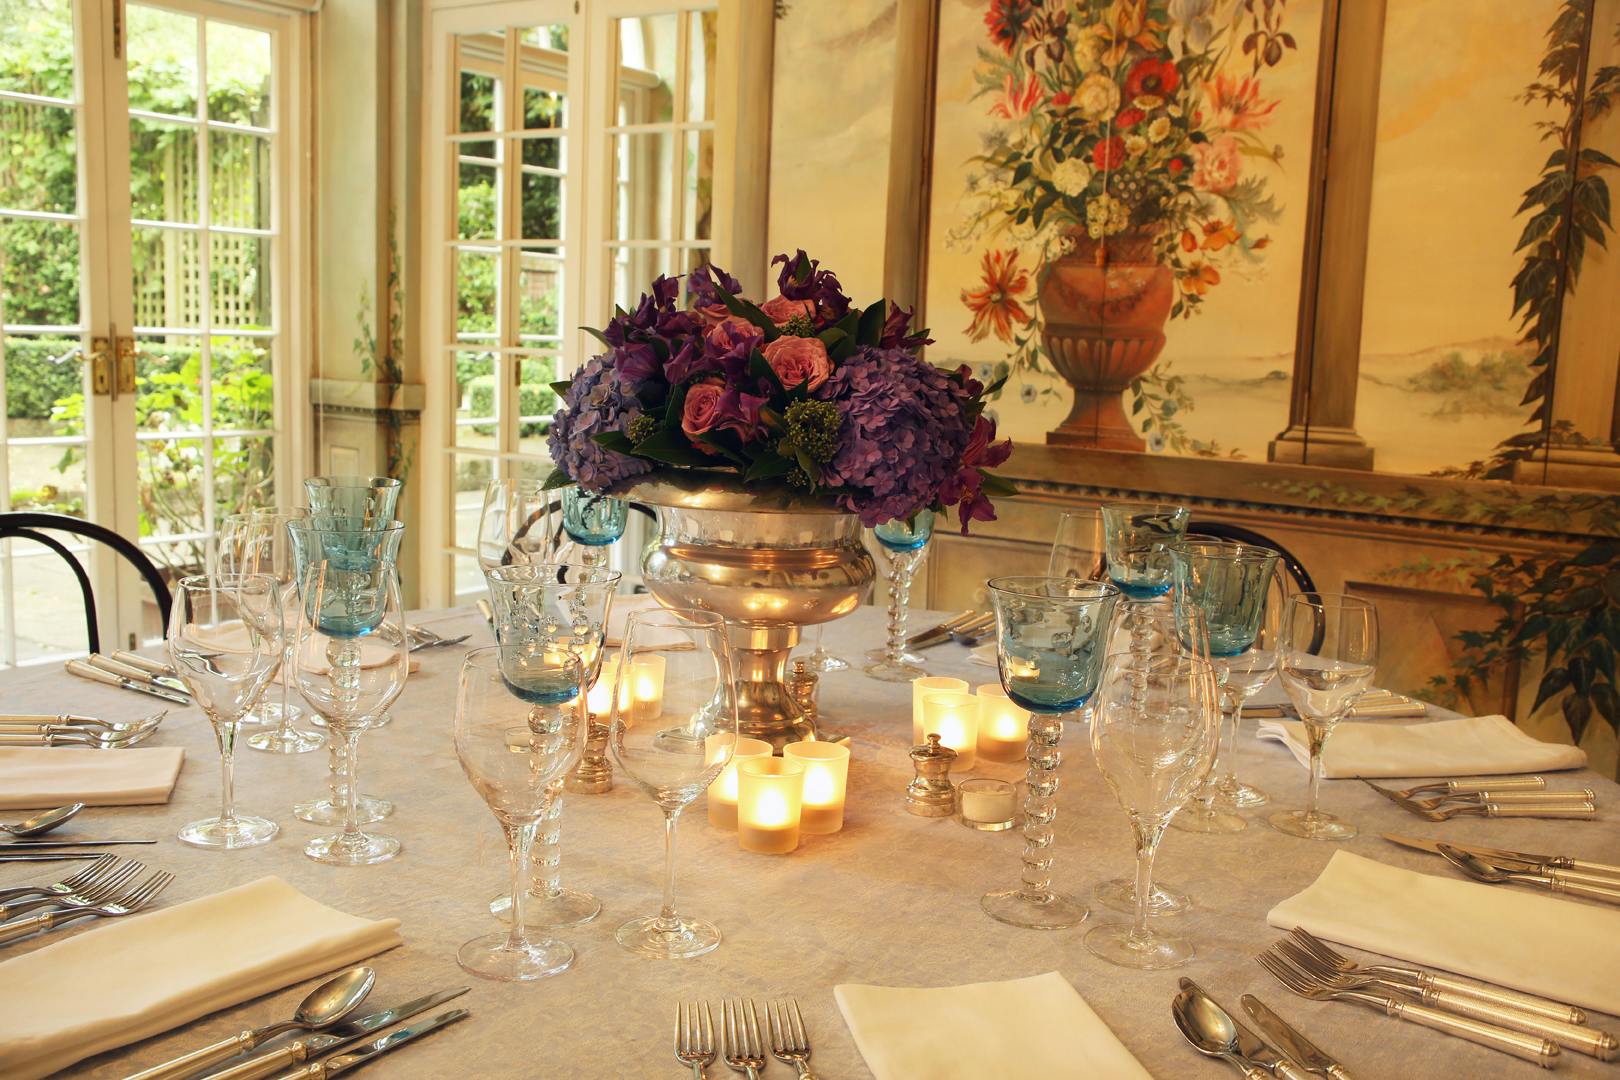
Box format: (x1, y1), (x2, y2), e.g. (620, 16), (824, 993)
(858, 300), (887, 347)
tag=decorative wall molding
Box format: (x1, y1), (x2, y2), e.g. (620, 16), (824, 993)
(310, 377), (424, 419)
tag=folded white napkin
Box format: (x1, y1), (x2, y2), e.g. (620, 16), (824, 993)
(0, 746), (185, 809)
(835, 972), (1151, 1080)
(0, 876), (402, 1080)
(1269, 851), (1620, 1016)
(1256, 714), (1587, 778)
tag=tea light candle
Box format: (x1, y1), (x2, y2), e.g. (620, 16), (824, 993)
(630, 654), (665, 721)
(912, 676), (968, 743)
(737, 756), (805, 854)
(921, 691), (981, 769)
(957, 778), (1017, 831)
(585, 656), (619, 717)
(705, 734), (773, 830)
(783, 740), (850, 834)
(975, 683), (1030, 763)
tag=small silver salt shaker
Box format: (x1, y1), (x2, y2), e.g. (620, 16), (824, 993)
(905, 733), (958, 817)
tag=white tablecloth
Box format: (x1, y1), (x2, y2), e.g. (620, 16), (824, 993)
(4, 606), (1615, 1079)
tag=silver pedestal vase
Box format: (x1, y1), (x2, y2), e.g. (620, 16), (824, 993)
(626, 474), (875, 750)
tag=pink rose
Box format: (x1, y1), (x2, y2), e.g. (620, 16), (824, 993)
(681, 381), (726, 437)
(1190, 135), (1242, 194)
(759, 294), (817, 326)
(761, 335), (833, 392)
(704, 315), (763, 351)
(694, 302), (732, 326)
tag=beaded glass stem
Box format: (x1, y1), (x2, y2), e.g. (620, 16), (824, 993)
(864, 511), (935, 683)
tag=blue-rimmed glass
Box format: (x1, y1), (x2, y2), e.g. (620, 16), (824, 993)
(1100, 503), (1189, 599)
(561, 486), (627, 569)
(304, 475), (402, 531)
(484, 562), (621, 929)
(984, 575), (1120, 930)
(864, 510), (936, 683)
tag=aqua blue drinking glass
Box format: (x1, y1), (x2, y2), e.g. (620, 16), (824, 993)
(304, 475), (403, 532)
(562, 486), (628, 569)
(984, 575), (1120, 930)
(1100, 503), (1190, 599)
(864, 510), (936, 683)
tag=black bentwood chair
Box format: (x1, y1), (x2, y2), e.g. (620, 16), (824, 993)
(0, 511), (172, 654)
(1186, 519), (1317, 595)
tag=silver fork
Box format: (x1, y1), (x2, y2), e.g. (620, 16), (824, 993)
(1287, 927), (1585, 1024)
(768, 998), (819, 1079)
(1361, 782), (1595, 821)
(0, 867), (174, 946)
(1257, 947), (1560, 1067)
(1389, 776), (1545, 798)
(722, 999), (767, 1079)
(1359, 779), (1592, 811)
(1274, 939), (1616, 1059)
(0, 725), (160, 749)
(0, 857), (143, 921)
(0, 853), (120, 904)
(675, 1000), (716, 1079)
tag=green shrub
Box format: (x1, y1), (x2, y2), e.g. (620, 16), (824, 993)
(466, 374), (559, 438)
(4, 338), (85, 421)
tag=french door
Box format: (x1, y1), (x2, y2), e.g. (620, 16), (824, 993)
(0, 0), (305, 663)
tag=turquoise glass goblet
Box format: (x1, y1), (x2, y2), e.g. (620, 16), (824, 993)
(864, 510), (935, 683)
(1100, 503), (1189, 599)
(561, 486), (628, 570)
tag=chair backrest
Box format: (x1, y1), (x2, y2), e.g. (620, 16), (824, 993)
(1185, 519), (1317, 595)
(0, 511), (173, 654)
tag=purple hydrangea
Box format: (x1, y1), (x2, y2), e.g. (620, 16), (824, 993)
(547, 352), (653, 492)
(816, 347), (974, 526)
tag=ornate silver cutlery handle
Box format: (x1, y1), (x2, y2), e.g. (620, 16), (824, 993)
(1417, 973), (1585, 1026)
(1383, 998), (1560, 1068)
(1413, 988), (1617, 1060)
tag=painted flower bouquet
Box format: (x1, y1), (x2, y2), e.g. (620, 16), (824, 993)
(545, 252), (1016, 530)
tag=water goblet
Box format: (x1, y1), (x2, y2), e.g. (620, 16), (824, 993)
(609, 608), (736, 959)
(561, 485), (628, 570)
(292, 558), (410, 864)
(286, 520), (404, 825)
(804, 622), (850, 674)
(484, 562), (621, 928)
(1048, 508), (1104, 581)
(864, 510), (935, 682)
(983, 575), (1120, 930)
(1215, 572), (1286, 808)
(1268, 593), (1378, 840)
(478, 477), (557, 570)
(1100, 503), (1190, 599)
(1087, 652), (1220, 968)
(454, 646), (587, 980)
(1168, 540), (1280, 835)
(304, 474), (402, 531)
(168, 574), (284, 849)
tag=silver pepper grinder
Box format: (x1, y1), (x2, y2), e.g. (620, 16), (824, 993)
(566, 710), (613, 794)
(905, 733), (958, 817)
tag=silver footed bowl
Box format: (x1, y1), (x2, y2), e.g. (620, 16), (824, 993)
(622, 472), (875, 748)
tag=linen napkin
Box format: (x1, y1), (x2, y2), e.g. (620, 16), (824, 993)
(1268, 851), (1620, 1016)
(835, 972), (1151, 1080)
(0, 746), (185, 809)
(0, 876), (402, 1080)
(1256, 714), (1587, 778)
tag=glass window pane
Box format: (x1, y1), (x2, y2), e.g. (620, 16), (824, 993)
(206, 21), (272, 127)
(517, 353), (562, 458)
(210, 130), (271, 230)
(137, 438), (208, 542)
(214, 434), (274, 519)
(4, 334), (83, 440)
(0, 0), (75, 99)
(457, 33), (505, 133)
(0, 99), (76, 214)
(130, 118), (199, 224)
(2, 219), (80, 327)
(521, 169), (562, 241)
(617, 14), (677, 124)
(522, 25), (569, 52)
(612, 132), (674, 241)
(683, 129), (713, 242)
(518, 247), (562, 345)
(135, 334), (203, 433)
(455, 247), (499, 339)
(453, 455), (495, 549)
(143, 535), (207, 583)
(458, 160), (498, 240)
(521, 135), (562, 171)
(210, 234), (270, 328)
(211, 335), (273, 429)
(523, 86), (566, 130)
(127, 5), (200, 119)
(132, 227), (201, 329)
(453, 553), (485, 601)
(610, 245), (676, 312)
(5, 539), (92, 661)
(454, 350), (497, 449)
(687, 10), (716, 124)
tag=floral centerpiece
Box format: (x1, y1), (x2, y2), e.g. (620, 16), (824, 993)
(957, 0), (1298, 451)
(545, 252), (1015, 530)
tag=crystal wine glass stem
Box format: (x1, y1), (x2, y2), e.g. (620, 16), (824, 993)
(1218, 698), (1244, 790)
(1303, 718), (1328, 822)
(654, 808), (682, 933)
(273, 641), (297, 739)
(1018, 711), (1065, 903)
(883, 549), (919, 664)
(341, 730), (363, 844)
(577, 546), (607, 570)
(215, 721), (239, 826)
(528, 779), (566, 898)
(503, 819), (535, 951)
(1130, 820), (1164, 943)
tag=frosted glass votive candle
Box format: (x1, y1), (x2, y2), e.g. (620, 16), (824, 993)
(737, 756), (805, 854)
(705, 734), (773, 830)
(975, 683), (1030, 763)
(912, 676), (968, 743)
(630, 654), (665, 721)
(783, 740), (851, 834)
(921, 691), (981, 769)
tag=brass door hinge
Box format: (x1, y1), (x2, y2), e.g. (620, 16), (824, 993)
(90, 331), (137, 398)
(115, 334), (137, 396)
(90, 336), (112, 396)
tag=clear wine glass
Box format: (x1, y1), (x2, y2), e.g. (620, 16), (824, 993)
(478, 477), (557, 571)
(285, 520), (404, 826)
(168, 573), (284, 849)
(292, 557), (410, 865)
(1100, 503), (1190, 599)
(1168, 540), (1280, 835)
(225, 506), (324, 754)
(454, 645), (587, 981)
(1087, 652), (1220, 968)
(483, 562), (621, 929)
(560, 485), (627, 570)
(804, 622), (849, 673)
(1048, 508), (1104, 581)
(1215, 570), (1287, 809)
(609, 608), (736, 959)
(864, 510), (935, 682)
(983, 575), (1120, 930)
(1269, 593), (1379, 841)
(304, 474), (402, 530)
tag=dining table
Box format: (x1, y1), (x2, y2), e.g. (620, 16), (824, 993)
(3, 603), (1616, 1079)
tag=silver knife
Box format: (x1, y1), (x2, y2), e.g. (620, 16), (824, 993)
(277, 1008), (470, 1080)
(1242, 995), (1353, 1080)
(112, 650), (180, 678)
(88, 654), (191, 696)
(65, 660), (192, 705)
(1, 839), (156, 848)
(1383, 833), (1620, 884)
(200, 987), (471, 1080)
(907, 611), (977, 648)
(0, 852), (104, 862)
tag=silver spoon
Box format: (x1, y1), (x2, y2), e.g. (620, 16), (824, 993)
(0, 803), (83, 838)
(1174, 978), (1310, 1080)
(124, 966), (377, 1080)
